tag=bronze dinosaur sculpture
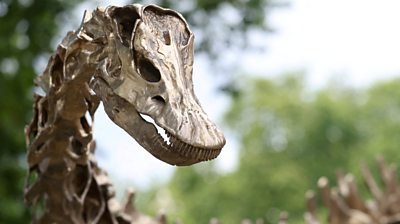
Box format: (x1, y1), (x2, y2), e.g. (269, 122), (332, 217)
(24, 4), (225, 223)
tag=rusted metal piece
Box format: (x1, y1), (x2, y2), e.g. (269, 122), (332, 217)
(305, 158), (400, 224)
(25, 4), (225, 223)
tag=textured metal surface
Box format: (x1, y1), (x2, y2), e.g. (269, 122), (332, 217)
(304, 158), (400, 224)
(91, 5), (226, 165)
(25, 4), (225, 223)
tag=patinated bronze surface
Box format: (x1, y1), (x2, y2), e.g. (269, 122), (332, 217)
(25, 4), (225, 223)
(305, 158), (400, 224)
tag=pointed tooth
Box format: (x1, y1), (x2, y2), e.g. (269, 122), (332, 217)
(182, 143), (188, 154)
(199, 150), (205, 159)
(201, 149), (206, 159)
(191, 147), (197, 159)
(195, 148), (202, 160)
(188, 146), (195, 157)
(189, 146), (196, 157)
(170, 143), (174, 150)
(206, 150), (212, 160)
(183, 145), (190, 157)
(183, 145), (189, 156)
(194, 147), (201, 159)
(207, 150), (212, 159)
(184, 146), (190, 157)
(180, 144), (186, 156)
(178, 142), (185, 153)
(198, 149), (203, 159)
(160, 136), (168, 149)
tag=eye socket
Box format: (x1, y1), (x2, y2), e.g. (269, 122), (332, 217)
(138, 58), (161, 82)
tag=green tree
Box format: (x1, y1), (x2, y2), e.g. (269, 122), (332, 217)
(158, 74), (400, 223)
(0, 0), (80, 222)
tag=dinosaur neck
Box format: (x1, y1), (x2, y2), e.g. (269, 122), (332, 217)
(24, 10), (129, 223)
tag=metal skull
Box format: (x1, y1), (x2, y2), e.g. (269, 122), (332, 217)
(91, 4), (225, 165)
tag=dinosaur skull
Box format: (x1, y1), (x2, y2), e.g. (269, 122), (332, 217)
(91, 4), (225, 165)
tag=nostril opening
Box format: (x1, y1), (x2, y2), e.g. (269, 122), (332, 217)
(152, 95), (166, 105)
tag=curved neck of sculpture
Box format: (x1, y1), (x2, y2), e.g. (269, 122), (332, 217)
(24, 8), (123, 222)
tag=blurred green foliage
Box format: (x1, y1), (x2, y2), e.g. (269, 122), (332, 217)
(152, 0), (281, 58)
(3, 0), (400, 223)
(143, 74), (400, 223)
(0, 0), (79, 222)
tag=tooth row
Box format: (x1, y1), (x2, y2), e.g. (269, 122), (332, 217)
(162, 130), (221, 160)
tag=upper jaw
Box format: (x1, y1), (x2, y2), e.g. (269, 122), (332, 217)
(139, 112), (225, 165)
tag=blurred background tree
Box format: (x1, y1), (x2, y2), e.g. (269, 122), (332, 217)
(3, 0), (400, 223)
(142, 75), (400, 223)
(0, 0), (79, 222)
